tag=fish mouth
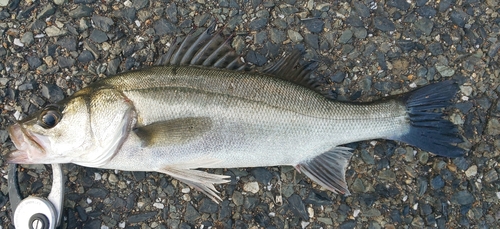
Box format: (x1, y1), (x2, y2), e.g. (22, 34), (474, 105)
(6, 123), (47, 164)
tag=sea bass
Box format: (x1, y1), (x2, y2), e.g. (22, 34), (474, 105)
(6, 26), (464, 202)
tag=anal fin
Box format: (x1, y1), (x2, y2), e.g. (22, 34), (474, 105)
(295, 147), (353, 195)
(160, 164), (230, 203)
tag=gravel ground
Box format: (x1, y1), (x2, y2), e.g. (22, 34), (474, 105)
(1, 0), (499, 228)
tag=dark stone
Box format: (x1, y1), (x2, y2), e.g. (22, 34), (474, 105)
(488, 42), (500, 58)
(56, 36), (77, 51)
(452, 191), (474, 205)
(219, 200), (231, 219)
(249, 18), (268, 30)
(287, 194), (309, 220)
(133, 0), (149, 10)
(0, 193), (7, 208)
(83, 219), (101, 229)
(8, 0), (20, 10)
(438, 0), (453, 12)
(166, 3), (178, 23)
(185, 203), (201, 223)
(199, 198), (218, 213)
(453, 157), (469, 171)
(431, 175), (445, 190)
(41, 84), (64, 103)
(69, 5), (93, 18)
(428, 43), (444, 55)
(420, 203), (433, 215)
(0, 10), (10, 20)
(254, 212), (271, 227)
(415, 0), (428, 6)
(75, 0), (96, 3)
(107, 58), (121, 75)
(330, 71), (346, 83)
(416, 67), (427, 77)
(27, 56), (42, 70)
(269, 28), (285, 44)
(353, 27), (367, 39)
(390, 209), (402, 223)
(392, 11), (402, 20)
(304, 33), (319, 49)
(416, 5), (437, 18)
(114, 7), (137, 23)
(352, 1), (370, 18)
(57, 56), (75, 68)
(302, 18), (324, 33)
(250, 167), (273, 185)
(92, 15), (114, 32)
(86, 188), (109, 198)
(112, 197), (127, 209)
(245, 50), (267, 66)
(243, 196), (259, 210)
(387, 0), (410, 11)
(78, 50), (95, 63)
(128, 212), (157, 223)
(37, 3), (56, 20)
(154, 19), (176, 35)
(346, 15), (364, 27)
(125, 56), (136, 70)
(373, 16), (395, 31)
(126, 193), (137, 209)
(450, 10), (468, 28)
(414, 18), (433, 35)
(304, 190), (332, 205)
(397, 40), (416, 52)
(339, 220), (356, 229)
(76, 205), (88, 221)
(90, 29), (108, 43)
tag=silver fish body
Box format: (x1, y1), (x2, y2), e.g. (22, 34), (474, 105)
(6, 27), (463, 201)
(97, 65), (407, 169)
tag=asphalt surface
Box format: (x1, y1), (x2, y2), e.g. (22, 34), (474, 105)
(0, 0), (499, 228)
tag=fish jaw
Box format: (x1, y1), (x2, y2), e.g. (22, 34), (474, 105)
(7, 123), (49, 164)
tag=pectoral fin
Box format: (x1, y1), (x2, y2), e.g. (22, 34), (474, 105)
(295, 147), (353, 195)
(160, 162), (230, 203)
(134, 117), (213, 147)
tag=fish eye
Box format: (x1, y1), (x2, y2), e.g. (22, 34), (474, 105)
(38, 106), (62, 129)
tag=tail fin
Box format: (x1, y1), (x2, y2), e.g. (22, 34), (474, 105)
(392, 80), (464, 157)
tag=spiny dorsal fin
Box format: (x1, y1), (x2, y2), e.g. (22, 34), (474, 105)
(155, 23), (247, 70)
(295, 146), (353, 195)
(263, 50), (336, 99)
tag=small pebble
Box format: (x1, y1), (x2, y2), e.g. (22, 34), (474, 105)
(465, 165), (477, 177)
(243, 181), (259, 194)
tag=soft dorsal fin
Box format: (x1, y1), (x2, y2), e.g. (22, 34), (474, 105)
(263, 50), (336, 99)
(155, 24), (247, 70)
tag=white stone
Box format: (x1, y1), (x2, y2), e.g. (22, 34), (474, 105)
(243, 181), (259, 193)
(353, 209), (360, 217)
(153, 203), (164, 209)
(13, 38), (24, 47)
(94, 172), (102, 181)
(0, 0), (9, 7)
(465, 165), (478, 177)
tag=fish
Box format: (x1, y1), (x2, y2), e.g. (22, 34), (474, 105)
(5, 25), (464, 202)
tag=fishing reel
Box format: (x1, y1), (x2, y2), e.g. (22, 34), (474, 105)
(8, 163), (64, 229)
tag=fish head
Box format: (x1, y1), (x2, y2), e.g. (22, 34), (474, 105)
(6, 88), (135, 166)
